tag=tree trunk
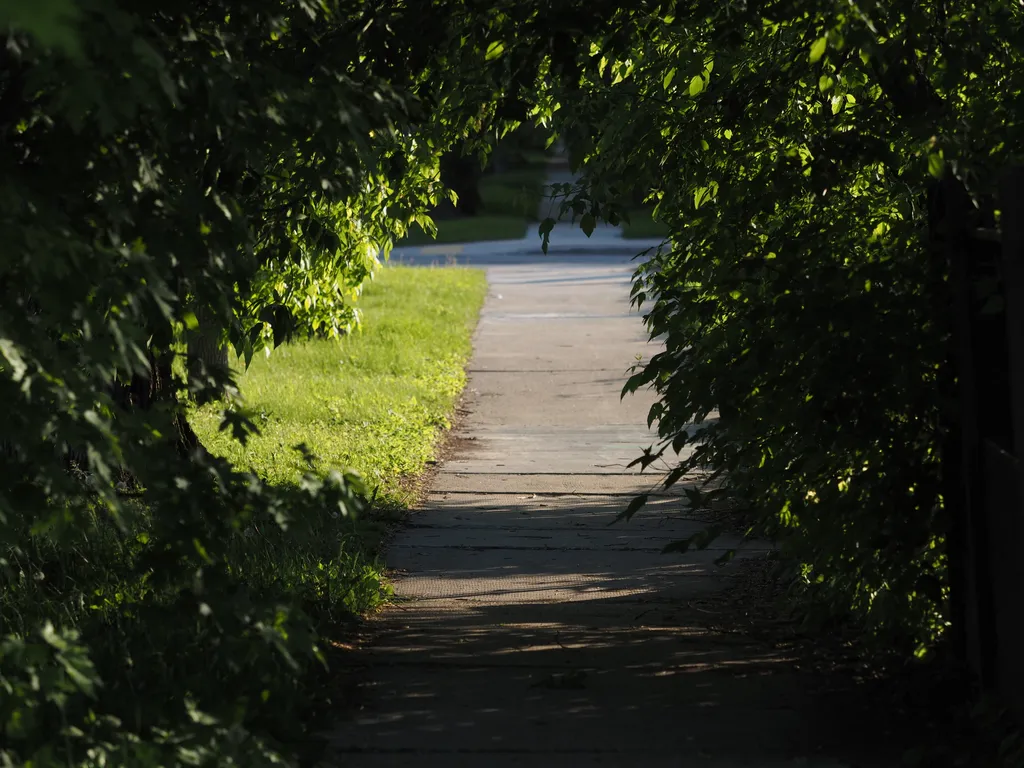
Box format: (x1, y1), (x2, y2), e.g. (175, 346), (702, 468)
(111, 349), (203, 459)
(187, 306), (229, 400)
(182, 303), (230, 415)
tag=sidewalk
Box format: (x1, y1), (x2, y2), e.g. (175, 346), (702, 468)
(326, 243), (909, 766)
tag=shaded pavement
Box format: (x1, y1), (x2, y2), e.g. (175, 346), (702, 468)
(328, 226), (908, 766)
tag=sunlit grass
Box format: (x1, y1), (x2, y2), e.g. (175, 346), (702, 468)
(193, 266), (487, 508)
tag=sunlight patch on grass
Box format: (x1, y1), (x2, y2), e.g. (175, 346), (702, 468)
(192, 266), (487, 507)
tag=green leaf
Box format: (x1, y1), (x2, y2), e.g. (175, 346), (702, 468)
(663, 68), (677, 89)
(0, 338), (28, 381)
(688, 75), (704, 96)
(59, 653), (100, 699)
(662, 466), (688, 490)
(809, 36), (828, 63)
(928, 152), (945, 178)
(646, 401), (664, 427)
(39, 621), (67, 650)
(627, 447), (664, 470)
(694, 181), (718, 209)
(671, 430), (690, 454)
(580, 214), (596, 236)
(193, 538), (213, 564)
(485, 41), (505, 61)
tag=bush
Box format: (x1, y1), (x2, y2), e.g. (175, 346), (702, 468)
(0, 3), (519, 764)
(541, 0), (1024, 654)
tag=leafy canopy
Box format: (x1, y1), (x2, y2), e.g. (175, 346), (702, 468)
(543, 0), (1024, 651)
(0, 0), (561, 763)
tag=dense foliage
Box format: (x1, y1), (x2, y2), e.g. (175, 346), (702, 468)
(6, 0), (1024, 762)
(0, 2), (529, 765)
(541, 0), (1024, 652)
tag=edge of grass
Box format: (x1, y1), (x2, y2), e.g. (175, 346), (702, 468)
(192, 265), (487, 588)
(194, 266), (487, 506)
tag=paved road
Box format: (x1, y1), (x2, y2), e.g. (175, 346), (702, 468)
(327, 240), (903, 767)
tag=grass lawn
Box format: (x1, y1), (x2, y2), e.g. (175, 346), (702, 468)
(399, 165), (547, 246)
(192, 266), (487, 512)
(621, 208), (671, 239)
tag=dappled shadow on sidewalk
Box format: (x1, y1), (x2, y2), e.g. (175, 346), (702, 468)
(325, 490), (920, 767)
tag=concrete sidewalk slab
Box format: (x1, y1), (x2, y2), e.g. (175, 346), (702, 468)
(462, 375), (653, 425)
(427, 471), (690, 496)
(400, 493), (711, 530)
